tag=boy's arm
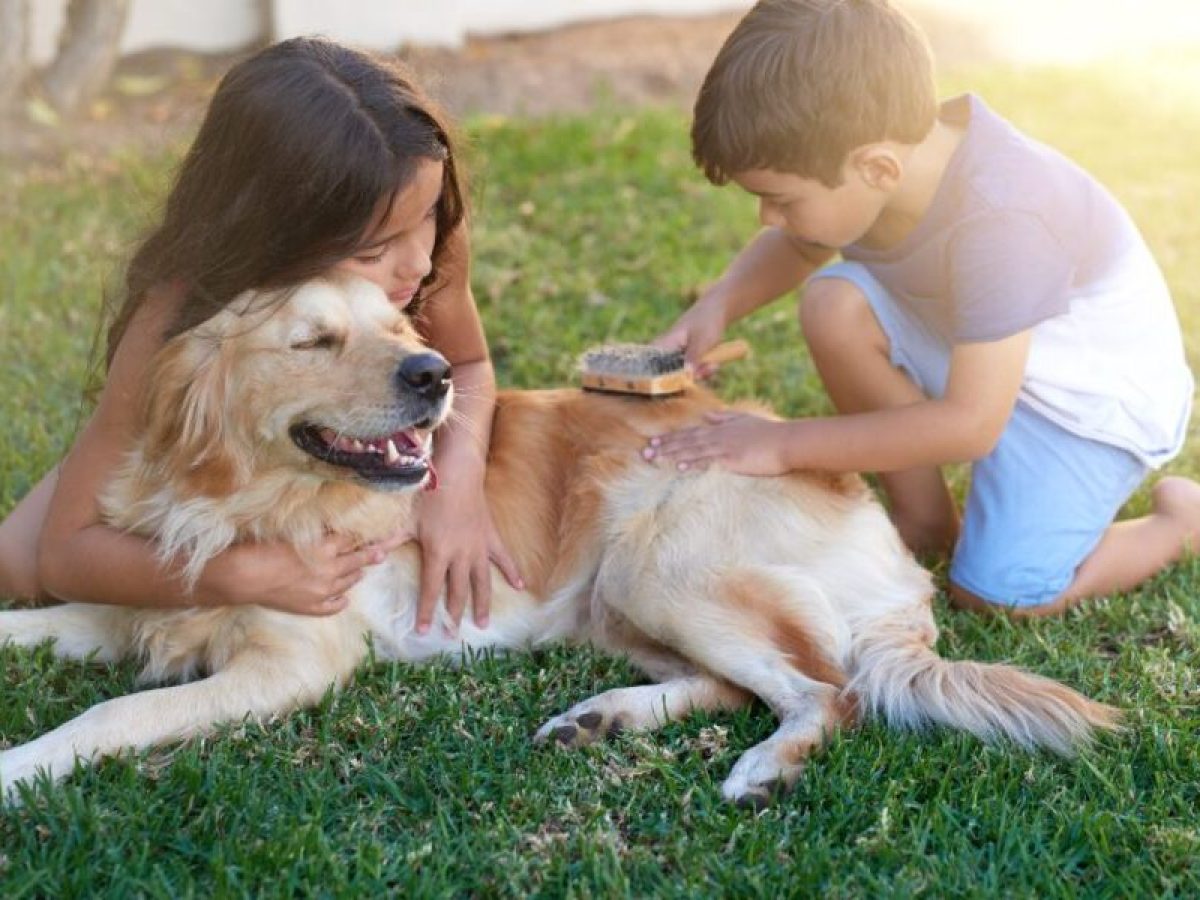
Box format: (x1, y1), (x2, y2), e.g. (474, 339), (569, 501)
(707, 227), (836, 324)
(781, 330), (1031, 471)
(648, 329), (1031, 475)
(655, 227), (835, 368)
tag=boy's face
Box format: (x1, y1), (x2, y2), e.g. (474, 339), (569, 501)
(733, 163), (890, 250)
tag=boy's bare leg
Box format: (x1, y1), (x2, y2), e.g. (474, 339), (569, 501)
(0, 467), (57, 601)
(800, 279), (959, 556)
(951, 476), (1200, 618)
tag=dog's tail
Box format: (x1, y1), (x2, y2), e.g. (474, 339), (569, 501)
(848, 632), (1120, 754)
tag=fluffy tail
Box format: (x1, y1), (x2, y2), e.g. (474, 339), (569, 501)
(849, 637), (1120, 754)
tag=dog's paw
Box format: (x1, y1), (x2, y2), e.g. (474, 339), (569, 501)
(720, 746), (802, 809)
(533, 706), (626, 749)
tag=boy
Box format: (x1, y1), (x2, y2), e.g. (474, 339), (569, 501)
(644, 0), (1200, 616)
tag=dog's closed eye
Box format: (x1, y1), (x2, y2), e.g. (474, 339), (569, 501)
(290, 333), (340, 351)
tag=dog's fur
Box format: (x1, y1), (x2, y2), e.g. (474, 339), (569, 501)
(0, 276), (1118, 805)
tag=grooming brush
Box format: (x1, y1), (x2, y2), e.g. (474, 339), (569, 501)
(579, 339), (750, 397)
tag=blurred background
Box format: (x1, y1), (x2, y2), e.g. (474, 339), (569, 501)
(2, 0), (1198, 162)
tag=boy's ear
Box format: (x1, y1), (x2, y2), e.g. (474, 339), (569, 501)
(849, 144), (903, 192)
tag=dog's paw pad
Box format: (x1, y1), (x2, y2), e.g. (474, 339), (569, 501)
(734, 790), (772, 812)
(551, 725), (579, 745)
(575, 711), (603, 730)
(535, 707), (619, 748)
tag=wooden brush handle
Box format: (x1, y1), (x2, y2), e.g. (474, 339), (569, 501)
(697, 339), (750, 367)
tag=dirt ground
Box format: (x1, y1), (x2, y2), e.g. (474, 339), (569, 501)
(0, 8), (998, 164)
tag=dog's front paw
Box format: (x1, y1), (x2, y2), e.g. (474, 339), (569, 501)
(533, 705), (625, 749)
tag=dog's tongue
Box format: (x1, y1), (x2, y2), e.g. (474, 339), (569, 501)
(423, 460), (439, 492)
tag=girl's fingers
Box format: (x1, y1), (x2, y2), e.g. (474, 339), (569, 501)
(415, 559), (444, 634)
(469, 562), (492, 628)
(372, 530), (413, 554)
(332, 569), (364, 596)
(326, 533), (360, 556)
(443, 564), (470, 634)
(314, 592), (350, 616)
(333, 547), (377, 577)
(488, 539), (525, 593)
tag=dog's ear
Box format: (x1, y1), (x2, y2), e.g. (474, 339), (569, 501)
(142, 327), (244, 498)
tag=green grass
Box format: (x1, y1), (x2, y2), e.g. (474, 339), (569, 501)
(3, 60), (1200, 896)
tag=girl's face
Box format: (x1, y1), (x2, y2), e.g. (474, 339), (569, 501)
(334, 158), (444, 309)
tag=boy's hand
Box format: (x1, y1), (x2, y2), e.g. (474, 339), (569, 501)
(643, 411), (793, 476)
(652, 293), (729, 380)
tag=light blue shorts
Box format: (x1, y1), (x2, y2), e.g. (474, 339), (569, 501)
(809, 262), (1148, 608)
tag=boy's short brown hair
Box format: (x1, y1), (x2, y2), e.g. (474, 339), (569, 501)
(693, 0), (937, 187)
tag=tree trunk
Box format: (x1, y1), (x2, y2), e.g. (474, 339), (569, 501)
(0, 0), (29, 117)
(41, 0), (130, 115)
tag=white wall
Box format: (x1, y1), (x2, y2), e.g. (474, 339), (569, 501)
(30, 0), (1200, 65)
(30, 0), (261, 64)
(30, 1), (751, 64)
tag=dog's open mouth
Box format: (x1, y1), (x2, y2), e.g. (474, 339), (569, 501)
(290, 424), (437, 489)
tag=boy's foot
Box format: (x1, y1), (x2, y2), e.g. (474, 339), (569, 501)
(949, 475), (1200, 619)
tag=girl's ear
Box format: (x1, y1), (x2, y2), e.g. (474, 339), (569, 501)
(850, 144), (903, 192)
(141, 329), (243, 498)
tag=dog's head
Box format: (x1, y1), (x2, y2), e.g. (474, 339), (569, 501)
(142, 274), (452, 498)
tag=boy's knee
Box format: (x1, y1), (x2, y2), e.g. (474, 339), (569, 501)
(1151, 476), (1200, 537)
(799, 278), (886, 356)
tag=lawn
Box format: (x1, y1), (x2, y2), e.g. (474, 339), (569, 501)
(1, 57), (1199, 896)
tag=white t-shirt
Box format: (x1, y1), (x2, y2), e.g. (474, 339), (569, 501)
(844, 94), (1193, 468)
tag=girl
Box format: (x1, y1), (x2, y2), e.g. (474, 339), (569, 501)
(0, 37), (522, 632)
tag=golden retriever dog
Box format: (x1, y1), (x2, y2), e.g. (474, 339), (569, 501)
(0, 275), (1117, 806)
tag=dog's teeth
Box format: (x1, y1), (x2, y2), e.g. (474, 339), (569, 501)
(386, 439), (400, 465)
(352, 439), (365, 452)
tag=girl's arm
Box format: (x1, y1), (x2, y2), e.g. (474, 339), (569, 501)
(36, 286), (396, 615)
(410, 225), (523, 634)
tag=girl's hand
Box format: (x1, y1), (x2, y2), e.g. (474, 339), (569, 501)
(199, 532), (407, 616)
(412, 480), (524, 636)
(643, 411), (794, 477)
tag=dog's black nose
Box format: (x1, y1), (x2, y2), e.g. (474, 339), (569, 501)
(396, 352), (452, 399)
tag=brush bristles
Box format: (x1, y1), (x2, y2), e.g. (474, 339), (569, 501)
(579, 343), (686, 377)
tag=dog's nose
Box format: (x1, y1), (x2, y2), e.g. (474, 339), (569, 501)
(396, 352), (452, 399)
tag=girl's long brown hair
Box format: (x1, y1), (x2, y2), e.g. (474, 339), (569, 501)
(107, 36), (465, 366)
